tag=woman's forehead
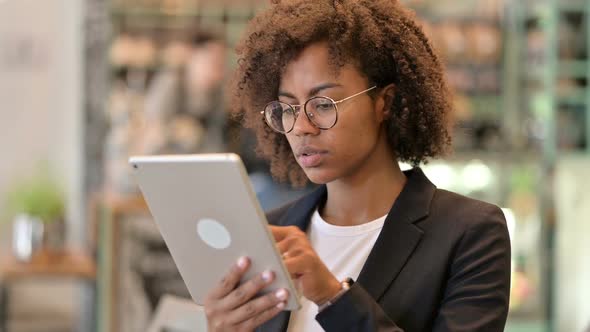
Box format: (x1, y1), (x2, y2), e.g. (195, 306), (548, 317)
(280, 44), (363, 86)
(279, 68), (366, 99)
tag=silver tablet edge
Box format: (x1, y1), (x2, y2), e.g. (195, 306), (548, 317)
(128, 153), (302, 310)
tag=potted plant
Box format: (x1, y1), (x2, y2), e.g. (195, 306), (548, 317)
(5, 167), (66, 260)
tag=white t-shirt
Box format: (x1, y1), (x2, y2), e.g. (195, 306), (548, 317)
(286, 209), (387, 332)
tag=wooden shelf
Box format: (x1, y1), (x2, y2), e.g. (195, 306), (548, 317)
(0, 249), (96, 281)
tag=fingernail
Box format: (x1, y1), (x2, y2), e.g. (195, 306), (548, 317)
(275, 288), (288, 300)
(262, 270), (273, 282)
(276, 301), (286, 309)
(237, 257), (248, 269)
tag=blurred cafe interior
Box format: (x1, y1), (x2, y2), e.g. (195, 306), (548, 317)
(0, 0), (589, 331)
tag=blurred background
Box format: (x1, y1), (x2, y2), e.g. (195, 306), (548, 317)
(0, 0), (589, 331)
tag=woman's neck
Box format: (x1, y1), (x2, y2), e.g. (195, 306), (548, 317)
(321, 137), (407, 227)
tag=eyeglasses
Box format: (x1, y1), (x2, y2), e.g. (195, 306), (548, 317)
(261, 86), (377, 134)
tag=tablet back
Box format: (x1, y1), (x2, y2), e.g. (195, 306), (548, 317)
(130, 153), (300, 310)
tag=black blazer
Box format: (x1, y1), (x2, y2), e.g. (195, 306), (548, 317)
(257, 168), (511, 332)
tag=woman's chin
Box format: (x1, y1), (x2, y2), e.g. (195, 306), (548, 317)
(302, 168), (336, 185)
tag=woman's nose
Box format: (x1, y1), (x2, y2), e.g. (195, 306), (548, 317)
(291, 108), (320, 136)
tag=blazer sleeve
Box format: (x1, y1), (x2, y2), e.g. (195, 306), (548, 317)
(316, 283), (404, 332)
(315, 205), (511, 332)
(431, 205), (511, 331)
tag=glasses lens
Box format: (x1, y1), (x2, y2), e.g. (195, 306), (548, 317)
(264, 101), (296, 133)
(306, 97), (337, 129)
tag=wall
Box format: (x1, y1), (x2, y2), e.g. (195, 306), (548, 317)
(0, 1), (84, 328)
(0, 0), (84, 249)
(555, 156), (590, 332)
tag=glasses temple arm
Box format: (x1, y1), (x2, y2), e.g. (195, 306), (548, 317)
(333, 86), (378, 104)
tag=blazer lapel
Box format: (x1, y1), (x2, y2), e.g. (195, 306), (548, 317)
(277, 185), (327, 230)
(260, 169), (435, 331)
(259, 185), (328, 332)
(259, 310), (291, 332)
(357, 168), (435, 302)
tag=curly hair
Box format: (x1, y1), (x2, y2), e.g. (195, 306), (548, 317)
(230, 0), (453, 186)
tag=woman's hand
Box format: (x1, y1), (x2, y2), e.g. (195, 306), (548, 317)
(270, 225), (342, 306)
(204, 257), (289, 332)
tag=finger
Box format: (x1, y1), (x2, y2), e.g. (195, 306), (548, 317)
(275, 235), (300, 255)
(218, 269), (275, 311)
(208, 256), (250, 300)
(242, 299), (288, 330)
(269, 225), (299, 242)
(279, 246), (303, 263)
(275, 228), (307, 257)
(228, 288), (290, 327)
(283, 253), (310, 278)
(269, 225), (288, 241)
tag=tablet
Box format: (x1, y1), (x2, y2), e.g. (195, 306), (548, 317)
(129, 153), (300, 311)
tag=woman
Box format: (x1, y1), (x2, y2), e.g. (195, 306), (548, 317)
(204, 1), (511, 331)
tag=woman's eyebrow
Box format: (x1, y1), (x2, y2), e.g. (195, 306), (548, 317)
(307, 83), (341, 97)
(278, 82), (342, 100)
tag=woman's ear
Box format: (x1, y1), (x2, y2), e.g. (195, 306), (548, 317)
(376, 84), (396, 121)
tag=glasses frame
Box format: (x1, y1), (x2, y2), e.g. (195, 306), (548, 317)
(261, 85), (377, 134)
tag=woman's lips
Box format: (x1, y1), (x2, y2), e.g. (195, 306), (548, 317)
(298, 151), (326, 168)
